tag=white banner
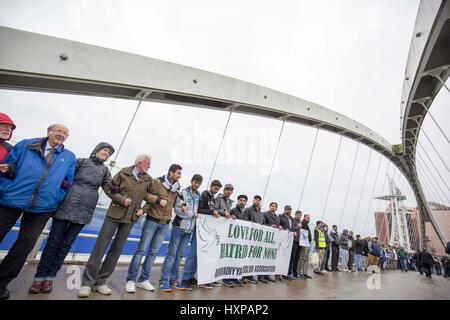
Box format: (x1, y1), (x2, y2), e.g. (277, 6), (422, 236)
(196, 215), (293, 284)
(299, 229), (310, 247)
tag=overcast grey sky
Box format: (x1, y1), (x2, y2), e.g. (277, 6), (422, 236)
(1, 0), (448, 237)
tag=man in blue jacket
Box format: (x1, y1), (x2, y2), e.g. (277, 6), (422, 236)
(0, 124), (76, 299)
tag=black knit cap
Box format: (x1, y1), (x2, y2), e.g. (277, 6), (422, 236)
(237, 194), (248, 201)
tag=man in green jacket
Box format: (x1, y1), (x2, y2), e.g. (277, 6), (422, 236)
(78, 154), (153, 298)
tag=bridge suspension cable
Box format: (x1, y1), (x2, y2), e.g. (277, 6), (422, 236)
(206, 110), (233, 187)
(416, 160), (448, 206)
(338, 142), (360, 227)
(366, 157), (392, 236)
(407, 154), (443, 211)
(352, 148), (373, 231)
(361, 153), (383, 235)
(433, 75), (450, 94)
(415, 123), (450, 174)
(416, 155), (450, 204)
(99, 95), (144, 199)
(421, 104), (450, 146)
(321, 134), (343, 220)
(297, 127), (319, 210)
(261, 119), (286, 208)
(417, 142), (450, 194)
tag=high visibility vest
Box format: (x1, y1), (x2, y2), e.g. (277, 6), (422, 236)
(316, 228), (326, 248)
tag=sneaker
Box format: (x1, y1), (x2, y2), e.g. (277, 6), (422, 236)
(246, 277), (257, 284)
(223, 280), (235, 287)
(314, 270), (325, 275)
(197, 283), (214, 289)
(78, 286), (91, 298)
(267, 277), (276, 282)
(125, 280), (136, 293)
(258, 277), (268, 283)
(159, 282), (172, 292)
(173, 282), (191, 291)
(287, 275), (296, 281)
(94, 284), (112, 295)
(322, 270), (328, 274)
(296, 274), (305, 280)
(232, 279), (242, 286)
(182, 279), (194, 289)
(303, 274), (312, 279)
(137, 280), (155, 292)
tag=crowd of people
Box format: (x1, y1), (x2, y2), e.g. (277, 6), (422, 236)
(0, 112), (449, 300)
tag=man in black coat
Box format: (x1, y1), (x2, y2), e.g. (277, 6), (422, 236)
(279, 205), (299, 280)
(243, 195), (265, 284)
(355, 235), (366, 271)
(419, 247), (434, 279)
(330, 225), (341, 271)
(230, 195), (248, 220)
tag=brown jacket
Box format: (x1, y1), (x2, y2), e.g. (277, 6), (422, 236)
(143, 176), (179, 223)
(105, 166), (153, 223)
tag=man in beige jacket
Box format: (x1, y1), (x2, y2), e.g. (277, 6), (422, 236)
(125, 164), (182, 293)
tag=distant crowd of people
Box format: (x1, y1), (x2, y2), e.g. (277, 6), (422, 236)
(0, 112), (449, 301)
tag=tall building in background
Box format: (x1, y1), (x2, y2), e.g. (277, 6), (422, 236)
(375, 202), (450, 255)
(375, 207), (420, 251)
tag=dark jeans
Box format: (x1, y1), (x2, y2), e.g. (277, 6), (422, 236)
(323, 245), (331, 270)
(34, 218), (84, 280)
(288, 242), (300, 276)
(435, 266), (441, 275)
(422, 263), (432, 278)
(444, 266), (450, 277)
(418, 264), (423, 275)
(348, 250), (355, 270)
(331, 243), (340, 270)
(0, 206), (52, 290)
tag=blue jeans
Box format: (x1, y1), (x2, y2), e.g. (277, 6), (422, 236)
(182, 227), (197, 281)
(355, 254), (364, 271)
(34, 218), (84, 280)
(160, 227), (191, 284)
(127, 219), (169, 282)
(400, 258), (408, 271)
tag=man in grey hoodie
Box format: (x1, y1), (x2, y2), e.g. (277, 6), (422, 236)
(159, 174), (202, 292)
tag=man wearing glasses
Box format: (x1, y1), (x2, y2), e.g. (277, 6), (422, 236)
(0, 124), (76, 300)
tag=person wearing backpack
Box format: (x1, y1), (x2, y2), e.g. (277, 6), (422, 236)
(366, 237), (381, 272)
(28, 142), (114, 295)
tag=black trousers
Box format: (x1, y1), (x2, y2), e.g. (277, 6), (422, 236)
(323, 245), (331, 270)
(348, 250), (355, 270)
(331, 243), (340, 270)
(0, 206), (52, 290)
(422, 263), (432, 278)
(288, 242), (301, 276)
